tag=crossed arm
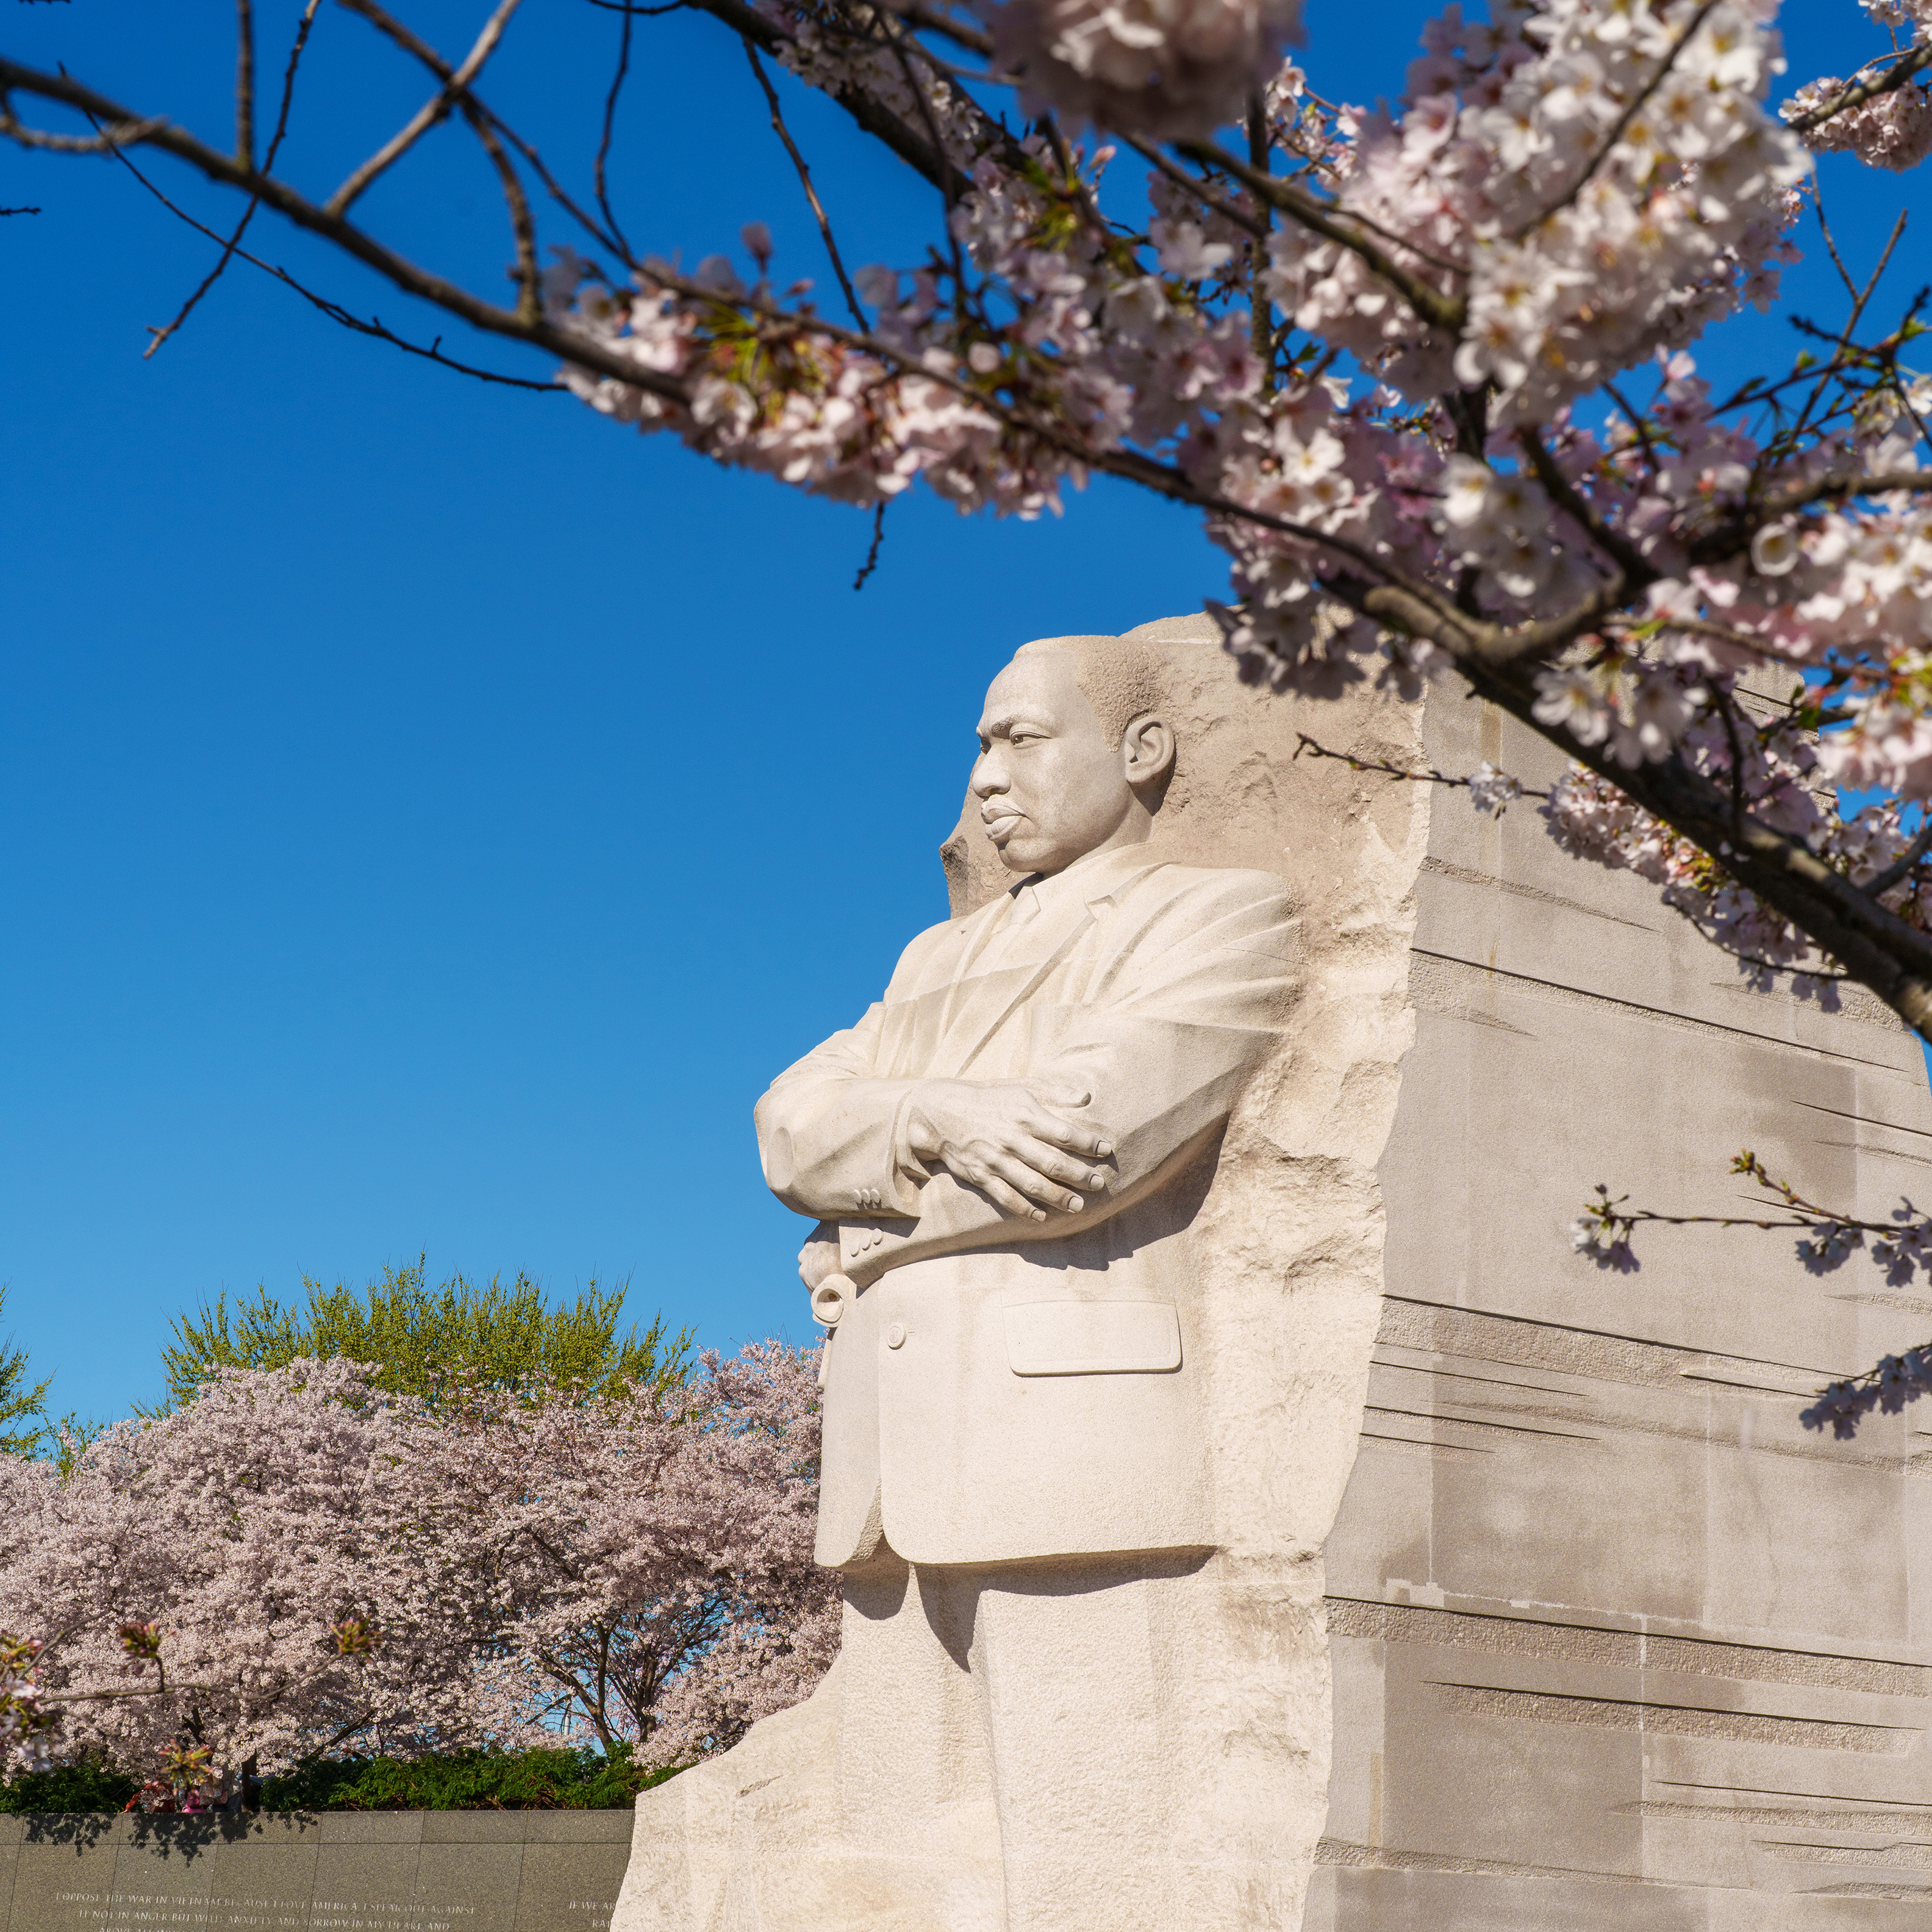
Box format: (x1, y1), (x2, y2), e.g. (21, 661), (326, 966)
(756, 873), (1295, 1286)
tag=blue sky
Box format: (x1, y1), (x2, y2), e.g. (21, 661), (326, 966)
(2, 0), (1924, 1423)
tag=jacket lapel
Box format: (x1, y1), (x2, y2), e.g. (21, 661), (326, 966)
(927, 855), (1165, 1079)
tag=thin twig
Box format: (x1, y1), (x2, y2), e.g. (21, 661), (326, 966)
(595, 0), (636, 263)
(853, 501), (887, 589)
(745, 40), (864, 328)
(146, 0), (322, 360)
(235, 0), (255, 168)
(461, 96), (540, 320)
(1788, 209), (1907, 448)
(1814, 190), (1859, 304)
(1290, 732), (1550, 800)
(91, 113), (557, 390)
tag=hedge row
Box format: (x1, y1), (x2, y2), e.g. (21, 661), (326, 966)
(0, 1747), (679, 1814)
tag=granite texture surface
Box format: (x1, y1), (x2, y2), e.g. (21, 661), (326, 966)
(0, 1813), (632, 1932)
(1308, 678), (1932, 1930)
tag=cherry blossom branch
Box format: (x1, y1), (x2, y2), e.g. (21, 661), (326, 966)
(1572, 1154), (1932, 1439)
(1517, 426), (1652, 583)
(1787, 43), (1932, 135)
(1118, 131), (1267, 238)
(1864, 821), (1932, 899)
(1457, 652), (1932, 1034)
(1175, 138), (1467, 331)
(1506, 0), (1723, 242)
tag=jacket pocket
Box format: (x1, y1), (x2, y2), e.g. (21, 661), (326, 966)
(1003, 1299), (1182, 1376)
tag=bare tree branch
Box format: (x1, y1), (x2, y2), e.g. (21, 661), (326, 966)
(595, 0), (636, 263)
(235, 0), (255, 168)
(146, 0), (323, 360)
(745, 39), (865, 329)
(325, 0), (523, 218)
(0, 57), (681, 400)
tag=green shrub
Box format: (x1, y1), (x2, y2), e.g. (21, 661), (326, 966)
(0, 1758), (138, 1814)
(1, 1746), (677, 1814)
(260, 1745), (681, 1811)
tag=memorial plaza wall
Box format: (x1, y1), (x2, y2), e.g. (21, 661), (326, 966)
(0, 1812), (629, 1932)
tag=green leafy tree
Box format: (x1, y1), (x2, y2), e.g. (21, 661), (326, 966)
(159, 1259), (689, 1409)
(0, 1289), (52, 1458)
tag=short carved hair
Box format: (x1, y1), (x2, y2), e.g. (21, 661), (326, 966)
(1016, 635), (1167, 746)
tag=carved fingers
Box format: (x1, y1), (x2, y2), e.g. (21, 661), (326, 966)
(904, 1080), (1114, 1221)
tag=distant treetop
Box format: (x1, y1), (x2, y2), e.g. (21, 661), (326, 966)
(159, 1260), (689, 1411)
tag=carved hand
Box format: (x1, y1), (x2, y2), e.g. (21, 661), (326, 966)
(903, 1080), (1113, 1221)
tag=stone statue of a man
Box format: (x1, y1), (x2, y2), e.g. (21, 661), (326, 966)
(620, 634), (1308, 1931)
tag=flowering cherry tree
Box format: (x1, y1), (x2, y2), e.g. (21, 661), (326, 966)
(421, 1343), (836, 1769)
(0, 1348), (832, 1794)
(10, 0), (1932, 1421)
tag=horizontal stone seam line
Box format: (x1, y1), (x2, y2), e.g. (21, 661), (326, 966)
(1409, 948), (1916, 1070)
(1363, 1402), (1598, 1442)
(1431, 1682), (1917, 1751)
(1630, 1801), (1932, 1828)
(1379, 1295), (1839, 1386)
(1417, 854), (1660, 931)
(1355, 1428), (1491, 1454)
(1325, 1598), (1929, 1695)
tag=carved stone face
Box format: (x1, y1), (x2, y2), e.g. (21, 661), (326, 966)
(970, 651), (1139, 878)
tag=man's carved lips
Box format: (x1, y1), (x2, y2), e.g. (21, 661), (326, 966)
(981, 806), (1026, 839)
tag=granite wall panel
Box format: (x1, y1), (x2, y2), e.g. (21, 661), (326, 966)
(0, 1815), (632, 1932)
(1313, 686), (1932, 1927)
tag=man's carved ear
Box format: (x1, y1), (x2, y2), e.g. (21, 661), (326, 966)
(1122, 712), (1176, 796)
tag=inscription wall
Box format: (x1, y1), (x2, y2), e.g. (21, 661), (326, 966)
(1307, 687), (1932, 1931)
(0, 1814), (631, 1932)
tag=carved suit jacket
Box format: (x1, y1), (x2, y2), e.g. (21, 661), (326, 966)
(755, 841), (1295, 1568)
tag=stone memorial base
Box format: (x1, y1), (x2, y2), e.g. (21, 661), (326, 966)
(0, 1813), (631, 1932)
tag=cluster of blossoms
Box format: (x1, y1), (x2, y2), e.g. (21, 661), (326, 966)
(1261, 0), (1806, 418)
(0, 1634), (54, 1776)
(0, 1349), (833, 1789)
(987, 0), (1304, 139)
(1785, 0), (1932, 171)
(1787, 68), (1932, 170)
(545, 116), (1257, 518)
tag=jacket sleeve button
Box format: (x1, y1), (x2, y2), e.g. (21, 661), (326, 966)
(886, 1322), (907, 1349)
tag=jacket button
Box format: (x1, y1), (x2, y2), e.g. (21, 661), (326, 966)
(886, 1322), (907, 1349)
